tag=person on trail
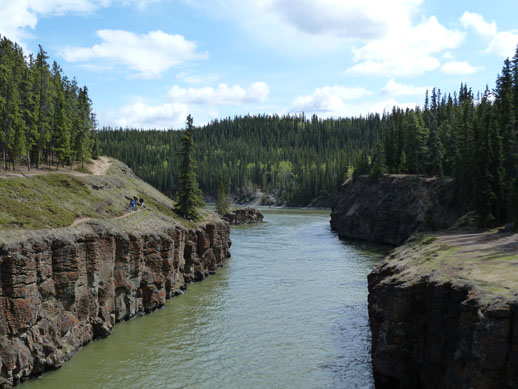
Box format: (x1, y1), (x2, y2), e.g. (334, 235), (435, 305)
(139, 197), (144, 208)
(131, 196), (138, 211)
(125, 195), (138, 212)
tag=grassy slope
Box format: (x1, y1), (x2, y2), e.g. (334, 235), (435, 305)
(0, 158), (217, 232)
(384, 231), (518, 304)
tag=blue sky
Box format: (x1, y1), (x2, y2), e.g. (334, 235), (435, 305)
(1, 0), (518, 129)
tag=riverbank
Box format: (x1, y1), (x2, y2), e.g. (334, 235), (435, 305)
(329, 174), (518, 386)
(368, 230), (518, 387)
(21, 209), (387, 389)
(0, 159), (231, 387)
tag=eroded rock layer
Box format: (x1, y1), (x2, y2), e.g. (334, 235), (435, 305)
(224, 207), (264, 225)
(368, 258), (518, 388)
(0, 220), (230, 387)
(330, 175), (460, 245)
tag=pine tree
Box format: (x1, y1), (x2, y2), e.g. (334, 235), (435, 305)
(473, 96), (495, 228)
(35, 45), (51, 169)
(175, 114), (204, 220)
(353, 149), (370, 179)
(215, 175), (231, 215)
(427, 114), (443, 176)
(52, 62), (70, 167)
(370, 141), (387, 178)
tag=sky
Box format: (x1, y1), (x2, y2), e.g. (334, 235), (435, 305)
(1, 0), (518, 129)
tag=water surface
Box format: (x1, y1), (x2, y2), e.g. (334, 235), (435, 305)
(23, 209), (387, 388)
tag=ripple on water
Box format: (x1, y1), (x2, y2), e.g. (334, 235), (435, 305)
(22, 209), (387, 389)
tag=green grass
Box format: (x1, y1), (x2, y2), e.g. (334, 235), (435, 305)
(0, 174), (99, 229)
(74, 166), (92, 174)
(0, 160), (214, 231)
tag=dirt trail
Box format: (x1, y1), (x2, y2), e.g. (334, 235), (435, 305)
(434, 231), (518, 293)
(90, 156), (112, 176)
(70, 208), (140, 227)
(0, 157), (112, 179)
(437, 231), (518, 260)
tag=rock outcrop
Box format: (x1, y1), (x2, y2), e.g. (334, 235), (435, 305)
(0, 219), (231, 386)
(368, 234), (518, 388)
(224, 207), (263, 225)
(330, 175), (461, 245)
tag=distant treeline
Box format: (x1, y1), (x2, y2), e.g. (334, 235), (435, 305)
(0, 36), (98, 171)
(362, 46), (518, 227)
(98, 115), (381, 205)
(99, 45), (518, 226)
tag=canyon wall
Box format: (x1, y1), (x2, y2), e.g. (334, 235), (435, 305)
(0, 220), (231, 387)
(368, 260), (518, 388)
(330, 175), (461, 245)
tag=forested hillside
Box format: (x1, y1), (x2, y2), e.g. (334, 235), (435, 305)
(99, 115), (382, 205)
(368, 47), (518, 228)
(99, 46), (518, 219)
(0, 36), (98, 171)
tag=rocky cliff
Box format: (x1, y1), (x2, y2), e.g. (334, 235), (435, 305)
(368, 233), (518, 388)
(0, 219), (230, 387)
(330, 175), (461, 245)
(0, 159), (232, 387)
(224, 207), (264, 225)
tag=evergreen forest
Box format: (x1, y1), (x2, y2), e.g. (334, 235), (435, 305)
(98, 46), (518, 228)
(98, 114), (373, 205)
(0, 36), (98, 171)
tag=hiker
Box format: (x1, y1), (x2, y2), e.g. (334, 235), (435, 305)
(125, 195), (137, 212)
(139, 197), (144, 208)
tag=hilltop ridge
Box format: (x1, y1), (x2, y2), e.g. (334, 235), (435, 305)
(0, 157), (217, 233)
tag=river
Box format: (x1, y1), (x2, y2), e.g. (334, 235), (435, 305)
(23, 209), (387, 389)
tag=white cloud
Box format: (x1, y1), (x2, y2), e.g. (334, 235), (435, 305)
(0, 0), (109, 43)
(168, 82), (269, 105)
(268, 0), (422, 40)
(100, 101), (189, 129)
(176, 71), (219, 85)
(485, 32), (518, 58)
(441, 61), (482, 75)
(381, 79), (429, 97)
(461, 11), (518, 58)
(122, 0), (160, 9)
(347, 16), (465, 77)
(184, 0), (463, 77)
(460, 12), (497, 38)
(61, 30), (208, 79)
(0, 0), (164, 45)
(289, 85), (373, 115)
(100, 81), (269, 128)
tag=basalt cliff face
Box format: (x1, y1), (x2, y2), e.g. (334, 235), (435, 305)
(333, 174), (518, 387)
(0, 219), (231, 387)
(368, 234), (518, 388)
(224, 207), (264, 225)
(330, 175), (461, 245)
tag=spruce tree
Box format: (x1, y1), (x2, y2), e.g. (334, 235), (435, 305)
(473, 96), (495, 228)
(176, 114), (204, 220)
(215, 175), (230, 215)
(370, 141), (387, 178)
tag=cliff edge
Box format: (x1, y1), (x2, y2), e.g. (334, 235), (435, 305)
(0, 159), (231, 387)
(368, 232), (518, 388)
(330, 175), (461, 245)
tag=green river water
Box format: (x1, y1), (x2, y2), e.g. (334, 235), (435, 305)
(23, 209), (387, 389)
